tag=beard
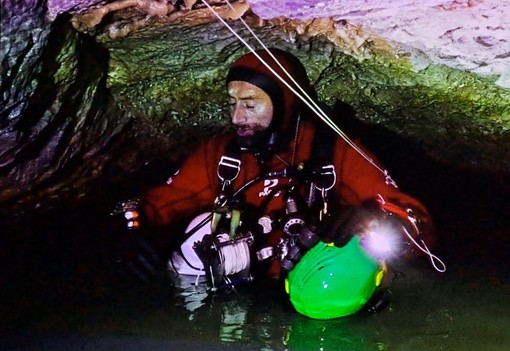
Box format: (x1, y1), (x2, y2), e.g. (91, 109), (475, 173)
(234, 127), (289, 157)
(235, 124), (267, 137)
(234, 126), (270, 152)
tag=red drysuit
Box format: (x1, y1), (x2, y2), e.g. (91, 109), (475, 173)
(141, 48), (435, 262)
(142, 118), (435, 251)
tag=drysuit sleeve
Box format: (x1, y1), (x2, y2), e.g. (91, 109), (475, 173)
(333, 137), (436, 253)
(141, 139), (222, 228)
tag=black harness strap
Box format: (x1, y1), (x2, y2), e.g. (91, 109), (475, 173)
(307, 104), (338, 210)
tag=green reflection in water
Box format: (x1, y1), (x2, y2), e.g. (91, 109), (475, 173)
(3, 255), (510, 351)
(167, 263), (510, 351)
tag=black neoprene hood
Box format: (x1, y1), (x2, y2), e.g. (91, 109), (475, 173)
(226, 66), (285, 128)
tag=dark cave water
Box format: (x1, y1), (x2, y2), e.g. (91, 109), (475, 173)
(1, 154), (510, 351)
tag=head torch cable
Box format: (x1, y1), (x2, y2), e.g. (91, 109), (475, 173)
(201, 0), (398, 188)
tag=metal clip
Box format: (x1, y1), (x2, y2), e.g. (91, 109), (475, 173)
(384, 170), (399, 189)
(217, 156), (241, 184)
(315, 164), (336, 192)
(320, 187), (328, 221)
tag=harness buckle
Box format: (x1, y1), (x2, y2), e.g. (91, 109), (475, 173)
(217, 156), (241, 184)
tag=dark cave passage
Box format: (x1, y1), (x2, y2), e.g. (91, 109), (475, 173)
(1, 122), (510, 351)
(2, 2), (510, 349)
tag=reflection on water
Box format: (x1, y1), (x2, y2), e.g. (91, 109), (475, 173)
(220, 299), (248, 342)
(2, 238), (510, 351)
(173, 274), (255, 344)
(162, 260), (510, 351)
(2, 166), (510, 350)
(173, 275), (209, 314)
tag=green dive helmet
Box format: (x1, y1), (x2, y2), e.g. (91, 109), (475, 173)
(285, 236), (384, 319)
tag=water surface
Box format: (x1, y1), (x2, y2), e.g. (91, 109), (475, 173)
(2, 161), (509, 351)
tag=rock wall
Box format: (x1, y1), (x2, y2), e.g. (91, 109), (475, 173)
(250, 0), (510, 88)
(1, 1), (167, 218)
(1, 0), (509, 220)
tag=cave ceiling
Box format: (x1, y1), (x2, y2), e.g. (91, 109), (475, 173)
(1, 0), (509, 218)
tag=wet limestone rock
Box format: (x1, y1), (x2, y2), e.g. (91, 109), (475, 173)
(1, 0), (509, 220)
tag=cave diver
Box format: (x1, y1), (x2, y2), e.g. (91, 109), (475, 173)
(113, 1), (445, 319)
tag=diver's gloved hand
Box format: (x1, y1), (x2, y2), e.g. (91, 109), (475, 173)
(332, 198), (432, 260)
(110, 198), (165, 281)
(318, 199), (387, 247)
(318, 198), (419, 260)
(111, 198), (142, 230)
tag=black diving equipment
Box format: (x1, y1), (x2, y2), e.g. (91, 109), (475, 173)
(172, 163), (333, 291)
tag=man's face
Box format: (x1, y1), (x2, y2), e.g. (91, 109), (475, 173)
(228, 81), (273, 137)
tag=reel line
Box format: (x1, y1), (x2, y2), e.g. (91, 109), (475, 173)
(217, 233), (251, 276)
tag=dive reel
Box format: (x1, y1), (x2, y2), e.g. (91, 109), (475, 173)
(169, 200), (255, 292)
(193, 204), (255, 291)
